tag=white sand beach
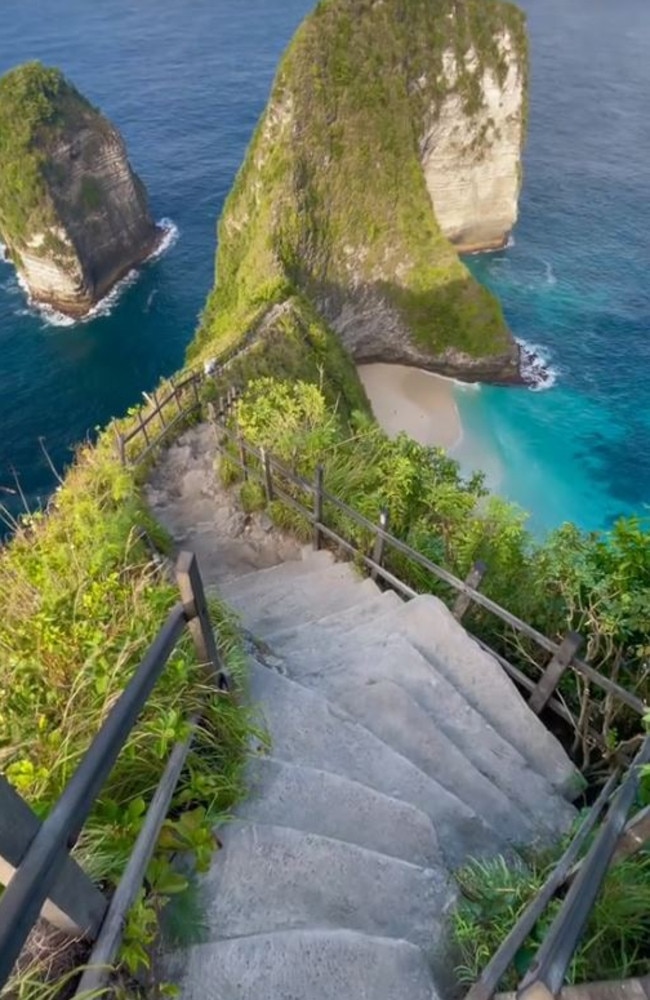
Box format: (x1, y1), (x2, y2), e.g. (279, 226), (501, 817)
(358, 363), (462, 450)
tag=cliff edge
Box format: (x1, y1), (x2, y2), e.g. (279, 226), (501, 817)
(192, 0), (528, 385)
(0, 62), (160, 318)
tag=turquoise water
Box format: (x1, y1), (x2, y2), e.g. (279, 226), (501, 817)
(1, 0), (649, 535)
(456, 0), (650, 534)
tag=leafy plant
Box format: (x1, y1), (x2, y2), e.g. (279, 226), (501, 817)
(454, 850), (650, 989)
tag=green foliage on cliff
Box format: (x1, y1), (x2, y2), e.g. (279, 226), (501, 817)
(204, 294), (370, 421)
(223, 375), (650, 751)
(191, 0), (527, 372)
(0, 61), (96, 251)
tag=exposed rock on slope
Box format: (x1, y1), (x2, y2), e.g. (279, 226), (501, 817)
(192, 0), (528, 385)
(0, 62), (160, 317)
(422, 34), (526, 252)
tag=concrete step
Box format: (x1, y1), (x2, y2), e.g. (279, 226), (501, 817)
(248, 659), (507, 867)
(237, 756), (442, 868)
(218, 561), (381, 636)
(199, 821), (455, 957)
(265, 589), (403, 649)
(281, 632), (575, 841)
(386, 596), (583, 798)
(171, 929), (442, 1000)
(218, 546), (335, 592)
(288, 661), (538, 844)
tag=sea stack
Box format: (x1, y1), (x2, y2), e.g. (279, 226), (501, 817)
(0, 62), (160, 318)
(193, 0), (529, 384)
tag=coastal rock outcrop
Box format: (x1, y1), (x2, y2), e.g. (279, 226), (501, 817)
(0, 62), (160, 318)
(192, 0), (528, 385)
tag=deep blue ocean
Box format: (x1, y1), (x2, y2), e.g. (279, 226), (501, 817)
(1, 0), (648, 536)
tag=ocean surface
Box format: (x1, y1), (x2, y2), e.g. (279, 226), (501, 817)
(1, 0), (648, 536)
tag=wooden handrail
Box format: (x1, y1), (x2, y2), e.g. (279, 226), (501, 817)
(208, 411), (646, 719)
(0, 553), (226, 994)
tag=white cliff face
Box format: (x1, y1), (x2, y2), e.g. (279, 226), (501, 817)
(420, 32), (525, 252)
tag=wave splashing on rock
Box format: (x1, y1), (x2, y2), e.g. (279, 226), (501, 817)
(518, 339), (558, 391)
(13, 219), (179, 328)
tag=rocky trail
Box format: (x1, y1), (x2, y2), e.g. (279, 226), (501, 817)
(147, 423), (580, 1000)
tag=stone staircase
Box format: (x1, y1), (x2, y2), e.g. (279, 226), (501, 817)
(149, 426), (582, 1000)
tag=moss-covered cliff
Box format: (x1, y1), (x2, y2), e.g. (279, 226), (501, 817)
(190, 0), (528, 384)
(0, 62), (159, 317)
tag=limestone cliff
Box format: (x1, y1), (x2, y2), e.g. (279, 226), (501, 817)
(191, 0), (528, 386)
(0, 62), (159, 317)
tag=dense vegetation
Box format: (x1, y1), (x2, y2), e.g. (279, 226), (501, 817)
(190, 0), (527, 368)
(454, 845), (650, 987)
(0, 63), (77, 253)
(0, 418), (256, 999)
(215, 374), (650, 761)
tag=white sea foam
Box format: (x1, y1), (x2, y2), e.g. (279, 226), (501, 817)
(145, 217), (179, 261)
(7, 218), (179, 328)
(517, 338), (558, 391)
(543, 259), (557, 286)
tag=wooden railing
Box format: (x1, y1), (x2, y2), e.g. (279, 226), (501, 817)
(206, 398), (646, 726)
(114, 368), (204, 468)
(0, 552), (228, 996)
(113, 375), (649, 1000)
(465, 738), (650, 1000)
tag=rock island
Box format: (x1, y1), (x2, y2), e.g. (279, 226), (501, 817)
(0, 62), (160, 318)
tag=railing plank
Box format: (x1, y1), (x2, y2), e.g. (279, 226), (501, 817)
(518, 737), (650, 1000)
(0, 778), (107, 937)
(453, 561), (487, 622)
(176, 552), (229, 691)
(371, 509), (390, 583)
(313, 465), (324, 550)
(74, 717), (199, 997)
(464, 769), (619, 1000)
(529, 632), (583, 715)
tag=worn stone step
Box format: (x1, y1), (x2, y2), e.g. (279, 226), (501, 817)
(199, 821), (455, 957)
(218, 546), (335, 593)
(237, 756), (442, 868)
(385, 595), (583, 798)
(266, 589), (403, 649)
(288, 663), (538, 844)
(170, 929), (442, 1000)
(281, 633), (575, 841)
(248, 660), (507, 867)
(219, 562), (382, 636)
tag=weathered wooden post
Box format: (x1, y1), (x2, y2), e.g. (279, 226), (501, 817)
(371, 509), (390, 582)
(0, 777), (107, 937)
(238, 435), (248, 480)
(176, 551), (229, 691)
(529, 631), (583, 715)
(313, 464), (324, 550)
(453, 560), (488, 622)
(170, 375), (183, 414)
(137, 410), (150, 447)
(261, 447), (274, 502)
(152, 388), (166, 429)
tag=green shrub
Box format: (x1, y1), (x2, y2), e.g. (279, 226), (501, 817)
(454, 850), (650, 988)
(224, 375), (650, 749)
